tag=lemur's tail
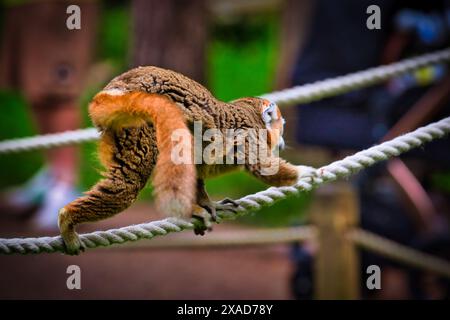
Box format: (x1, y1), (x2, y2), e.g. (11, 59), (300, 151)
(89, 90), (196, 218)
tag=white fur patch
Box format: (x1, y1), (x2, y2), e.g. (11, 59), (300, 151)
(102, 88), (125, 96)
(262, 102), (278, 127)
(159, 198), (189, 217)
(278, 136), (285, 150)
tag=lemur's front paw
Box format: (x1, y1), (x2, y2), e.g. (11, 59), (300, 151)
(58, 208), (85, 255)
(296, 165), (318, 182)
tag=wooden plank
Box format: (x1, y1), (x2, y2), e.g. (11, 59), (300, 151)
(311, 182), (360, 299)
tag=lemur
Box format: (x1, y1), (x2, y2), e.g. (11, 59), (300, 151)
(58, 66), (313, 255)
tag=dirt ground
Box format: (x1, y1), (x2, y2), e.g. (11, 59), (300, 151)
(0, 203), (295, 299)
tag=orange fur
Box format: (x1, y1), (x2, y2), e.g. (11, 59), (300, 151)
(97, 129), (115, 169)
(89, 91), (196, 217)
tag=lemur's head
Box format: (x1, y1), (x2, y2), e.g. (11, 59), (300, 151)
(232, 97), (286, 151)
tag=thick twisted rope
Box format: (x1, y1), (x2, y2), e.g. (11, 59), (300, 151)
(261, 47), (450, 106)
(1, 48), (449, 154)
(1, 116), (449, 254)
(236, 116), (450, 212)
(0, 128), (100, 154)
(350, 229), (450, 278)
(118, 226), (316, 249)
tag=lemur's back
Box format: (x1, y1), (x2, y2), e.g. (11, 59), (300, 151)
(104, 66), (217, 108)
(102, 66), (264, 130)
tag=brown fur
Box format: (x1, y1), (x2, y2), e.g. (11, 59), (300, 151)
(58, 66), (301, 254)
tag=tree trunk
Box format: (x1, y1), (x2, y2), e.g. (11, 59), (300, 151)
(131, 0), (208, 84)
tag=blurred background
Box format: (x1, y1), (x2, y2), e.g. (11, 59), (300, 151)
(0, 0), (449, 299)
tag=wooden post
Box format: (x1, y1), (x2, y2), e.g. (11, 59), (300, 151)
(311, 182), (360, 299)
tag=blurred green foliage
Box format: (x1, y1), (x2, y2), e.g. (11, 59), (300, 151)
(208, 14), (279, 101)
(432, 172), (450, 194)
(98, 3), (130, 71)
(0, 91), (43, 185)
(206, 12), (311, 226)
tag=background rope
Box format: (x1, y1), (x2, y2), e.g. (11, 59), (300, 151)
(115, 226), (316, 249)
(0, 128), (100, 154)
(1, 48), (449, 154)
(1, 116), (449, 254)
(261, 47), (450, 106)
(350, 229), (450, 278)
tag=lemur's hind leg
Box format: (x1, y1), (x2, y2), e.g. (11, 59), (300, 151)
(58, 124), (157, 255)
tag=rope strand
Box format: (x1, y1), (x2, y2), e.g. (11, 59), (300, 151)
(1, 48), (449, 154)
(261, 48), (450, 105)
(1, 116), (449, 254)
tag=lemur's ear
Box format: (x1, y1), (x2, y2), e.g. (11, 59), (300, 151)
(262, 101), (278, 126)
